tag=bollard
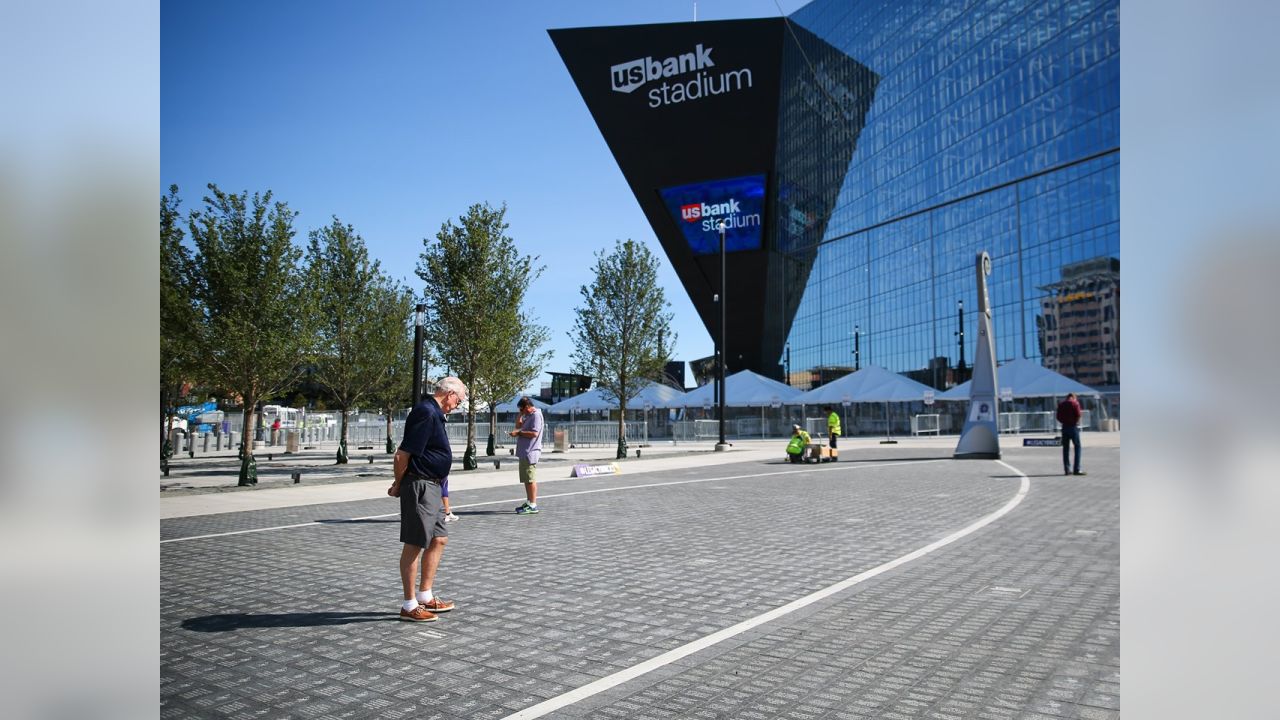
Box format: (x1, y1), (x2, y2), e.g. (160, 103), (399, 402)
(368, 455), (374, 464)
(495, 459), (501, 470)
(188, 432), (195, 458)
(292, 471), (301, 484)
(202, 433), (211, 453)
(636, 449), (641, 458)
(268, 453), (273, 461)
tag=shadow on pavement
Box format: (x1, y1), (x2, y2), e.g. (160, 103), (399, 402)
(316, 517), (396, 524)
(182, 612), (392, 632)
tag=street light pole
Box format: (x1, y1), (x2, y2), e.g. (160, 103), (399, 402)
(854, 324), (861, 371)
(716, 220), (728, 451)
(412, 302), (426, 404)
(955, 299), (966, 373)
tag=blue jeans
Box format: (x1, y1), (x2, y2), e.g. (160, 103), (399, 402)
(1062, 426), (1082, 473)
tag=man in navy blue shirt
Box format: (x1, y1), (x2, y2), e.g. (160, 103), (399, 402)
(387, 376), (467, 622)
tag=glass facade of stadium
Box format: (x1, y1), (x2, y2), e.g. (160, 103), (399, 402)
(781, 0), (1119, 397)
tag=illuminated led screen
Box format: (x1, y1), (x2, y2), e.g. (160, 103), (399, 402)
(658, 174), (766, 255)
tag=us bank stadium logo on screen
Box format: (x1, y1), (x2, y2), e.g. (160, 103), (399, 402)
(659, 174), (765, 255)
(610, 44), (753, 108)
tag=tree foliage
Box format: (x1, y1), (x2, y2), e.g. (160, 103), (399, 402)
(416, 203), (549, 465)
(160, 186), (200, 443)
(366, 319), (421, 453)
(305, 217), (415, 462)
(183, 184), (314, 460)
(570, 239), (675, 450)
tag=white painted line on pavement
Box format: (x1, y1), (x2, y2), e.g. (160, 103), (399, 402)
(499, 459), (1031, 720)
(160, 459), (946, 544)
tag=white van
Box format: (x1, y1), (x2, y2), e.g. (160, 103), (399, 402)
(261, 405), (301, 428)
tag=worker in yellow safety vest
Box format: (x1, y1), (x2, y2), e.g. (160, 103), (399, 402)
(786, 424), (811, 463)
(825, 406), (841, 449)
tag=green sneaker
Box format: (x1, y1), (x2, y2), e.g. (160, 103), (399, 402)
(515, 502), (539, 515)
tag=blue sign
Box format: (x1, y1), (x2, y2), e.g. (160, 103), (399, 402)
(659, 174), (766, 255)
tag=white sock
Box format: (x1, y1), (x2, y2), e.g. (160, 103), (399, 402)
(402, 599), (418, 612)
(416, 589), (433, 603)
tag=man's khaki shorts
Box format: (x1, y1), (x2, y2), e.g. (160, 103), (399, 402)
(518, 458), (537, 483)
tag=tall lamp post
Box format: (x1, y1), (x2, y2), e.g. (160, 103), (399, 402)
(715, 220), (729, 451)
(412, 302), (426, 403)
(853, 324), (861, 371)
(955, 299), (966, 373)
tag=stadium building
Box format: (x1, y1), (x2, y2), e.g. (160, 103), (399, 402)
(550, 0), (1119, 396)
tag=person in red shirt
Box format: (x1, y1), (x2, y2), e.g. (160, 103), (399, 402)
(1056, 392), (1086, 476)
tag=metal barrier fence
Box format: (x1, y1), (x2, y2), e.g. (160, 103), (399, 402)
(911, 414), (941, 435)
(174, 406), (1100, 455)
(445, 422), (518, 444)
(997, 410), (1092, 434)
(804, 417), (828, 439)
(561, 421), (647, 447)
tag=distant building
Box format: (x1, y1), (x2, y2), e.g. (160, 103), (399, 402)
(1038, 258), (1120, 387)
(539, 372), (592, 405)
(661, 360), (688, 391)
(689, 356), (717, 389)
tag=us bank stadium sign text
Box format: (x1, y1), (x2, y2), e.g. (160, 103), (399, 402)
(610, 44), (753, 108)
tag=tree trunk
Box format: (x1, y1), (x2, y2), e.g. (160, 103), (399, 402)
(242, 401), (256, 457)
(337, 407), (349, 464)
(385, 409), (395, 454)
(161, 384), (170, 443)
(616, 385), (629, 459)
(238, 396), (258, 486)
(463, 404), (478, 470)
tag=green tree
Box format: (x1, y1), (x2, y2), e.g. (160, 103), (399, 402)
(160, 185), (200, 459)
(570, 239), (675, 458)
(305, 217), (415, 463)
(472, 320), (551, 456)
(184, 184), (314, 484)
(416, 202), (548, 469)
(366, 321), (421, 454)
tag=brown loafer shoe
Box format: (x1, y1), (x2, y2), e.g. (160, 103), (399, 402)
(399, 605), (438, 622)
(419, 597), (455, 613)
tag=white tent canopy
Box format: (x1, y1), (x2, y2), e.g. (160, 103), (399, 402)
(794, 365), (934, 405)
(629, 381), (687, 409)
(493, 394), (552, 413)
(676, 369), (804, 408)
(546, 381), (691, 414)
(937, 358), (1100, 400)
(546, 387), (616, 413)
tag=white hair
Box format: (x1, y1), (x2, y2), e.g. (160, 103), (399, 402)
(435, 376), (468, 403)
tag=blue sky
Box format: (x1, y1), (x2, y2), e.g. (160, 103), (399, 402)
(162, 0), (810, 393)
